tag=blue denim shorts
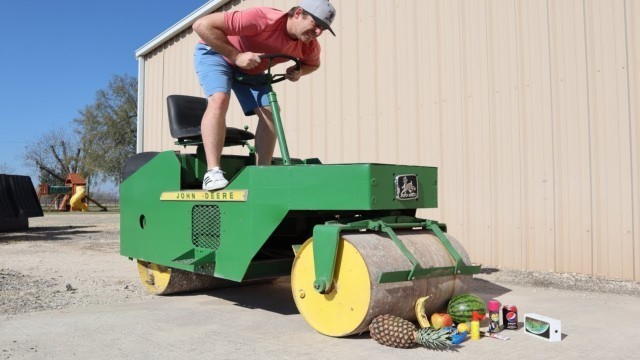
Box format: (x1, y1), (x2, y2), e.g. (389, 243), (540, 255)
(194, 43), (270, 116)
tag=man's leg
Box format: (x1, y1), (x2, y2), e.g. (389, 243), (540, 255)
(253, 106), (276, 166)
(194, 43), (235, 190)
(201, 92), (231, 190)
(201, 92), (230, 168)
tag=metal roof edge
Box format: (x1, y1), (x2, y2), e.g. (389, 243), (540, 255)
(134, 0), (230, 58)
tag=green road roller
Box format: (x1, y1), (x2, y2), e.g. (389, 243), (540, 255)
(120, 54), (480, 336)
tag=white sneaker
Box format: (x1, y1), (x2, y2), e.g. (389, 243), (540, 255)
(202, 168), (228, 191)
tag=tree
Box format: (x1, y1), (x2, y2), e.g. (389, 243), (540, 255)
(22, 74), (137, 187)
(22, 128), (87, 186)
(74, 74), (137, 184)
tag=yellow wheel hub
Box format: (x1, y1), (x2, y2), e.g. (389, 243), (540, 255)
(291, 238), (371, 337)
(137, 260), (173, 295)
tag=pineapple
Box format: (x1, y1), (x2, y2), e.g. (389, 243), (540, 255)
(369, 314), (453, 350)
(369, 314), (416, 348)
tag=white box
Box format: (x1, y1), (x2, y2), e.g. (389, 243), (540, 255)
(523, 313), (562, 342)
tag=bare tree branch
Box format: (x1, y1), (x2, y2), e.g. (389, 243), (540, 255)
(50, 145), (67, 172)
(36, 160), (65, 182)
(72, 148), (81, 173)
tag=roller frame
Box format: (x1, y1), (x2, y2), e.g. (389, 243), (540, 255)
(312, 216), (481, 293)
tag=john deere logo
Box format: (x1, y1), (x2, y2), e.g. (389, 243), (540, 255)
(395, 174), (418, 200)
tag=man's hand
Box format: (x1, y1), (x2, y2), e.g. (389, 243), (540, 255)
(234, 52), (262, 70)
(285, 66), (301, 82)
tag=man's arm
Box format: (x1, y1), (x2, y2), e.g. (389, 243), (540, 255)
(192, 13), (261, 70)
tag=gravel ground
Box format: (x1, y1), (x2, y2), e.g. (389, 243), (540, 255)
(1, 212), (639, 321)
(474, 266), (640, 298)
(0, 212), (154, 320)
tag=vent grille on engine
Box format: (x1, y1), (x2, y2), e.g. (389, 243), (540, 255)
(191, 205), (221, 249)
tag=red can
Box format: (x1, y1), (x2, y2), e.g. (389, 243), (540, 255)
(502, 304), (518, 330)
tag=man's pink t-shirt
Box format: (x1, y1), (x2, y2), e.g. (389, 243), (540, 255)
(222, 7), (321, 75)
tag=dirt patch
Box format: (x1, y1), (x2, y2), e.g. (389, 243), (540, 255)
(0, 269), (60, 314)
(474, 267), (640, 297)
(0, 212), (154, 319)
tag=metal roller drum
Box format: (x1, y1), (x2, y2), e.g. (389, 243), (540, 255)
(291, 230), (472, 336)
(136, 260), (235, 295)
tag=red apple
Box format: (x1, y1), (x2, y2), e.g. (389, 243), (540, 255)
(430, 313), (454, 329)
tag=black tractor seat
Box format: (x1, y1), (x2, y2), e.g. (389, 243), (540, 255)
(167, 95), (255, 146)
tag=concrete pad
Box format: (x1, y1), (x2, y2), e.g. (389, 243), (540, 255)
(1, 277), (636, 359)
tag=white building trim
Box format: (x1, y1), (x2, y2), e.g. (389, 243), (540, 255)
(135, 58), (145, 153)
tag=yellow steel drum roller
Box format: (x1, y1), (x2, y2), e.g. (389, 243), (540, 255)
(137, 260), (234, 295)
(291, 230), (472, 337)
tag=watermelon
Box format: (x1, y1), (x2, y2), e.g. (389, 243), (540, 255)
(446, 294), (487, 324)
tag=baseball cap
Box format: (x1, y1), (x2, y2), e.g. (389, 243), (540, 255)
(299, 0), (337, 36)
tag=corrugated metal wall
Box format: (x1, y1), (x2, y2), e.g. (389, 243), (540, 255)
(140, 0), (640, 281)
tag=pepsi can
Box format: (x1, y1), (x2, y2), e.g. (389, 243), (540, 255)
(502, 305), (518, 330)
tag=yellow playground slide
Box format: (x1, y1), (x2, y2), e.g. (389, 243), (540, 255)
(70, 185), (89, 211)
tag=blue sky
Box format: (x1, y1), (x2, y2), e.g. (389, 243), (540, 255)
(0, 0), (206, 185)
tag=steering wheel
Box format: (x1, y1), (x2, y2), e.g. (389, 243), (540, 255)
(234, 54), (301, 85)
(260, 54), (301, 84)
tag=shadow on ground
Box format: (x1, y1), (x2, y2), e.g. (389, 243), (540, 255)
(0, 225), (101, 242)
(169, 279), (300, 316)
(470, 268), (513, 299)
(217, 280), (299, 315)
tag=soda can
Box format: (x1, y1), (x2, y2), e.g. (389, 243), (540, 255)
(502, 304), (518, 330)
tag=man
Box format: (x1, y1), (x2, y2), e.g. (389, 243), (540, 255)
(192, 0), (337, 191)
